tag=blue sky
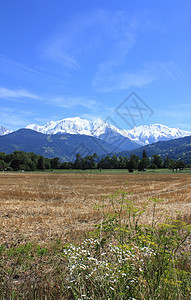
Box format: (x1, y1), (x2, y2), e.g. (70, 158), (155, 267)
(0, 0), (191, 131)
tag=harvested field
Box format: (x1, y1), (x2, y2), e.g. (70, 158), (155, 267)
(0, 172), (191, 244)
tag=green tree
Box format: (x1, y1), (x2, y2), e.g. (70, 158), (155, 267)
(74, 154), (83, 169)
(139, 150), (150, 170)
(37, 156), (45, 170)
(131, 153), (139, 169)
(118, 156), (128, 169)
(29, 152), (39, 167)
(0, 159), (7, 170)
(150, 162), (157, 170)
(97, 156), (112, 169)
(163, 155), (170, 168)
(128, 155), (136, 172)
(26, 160), (37, 171)
(50, 157), (61, 169)
(111, 155), (119, 169)
(142, 149), (148, 159)
(168, 160), (185, 172)
(10, 158), (21, 171)
(44, 158), (51, 170)
(60, 162), (74, 169)
(138, 157), (150, 171)
(82, 154), (97, 169)
(4, 153), (14, 164)
(176, 160), (185, 172)
(151, 154), (162, 169)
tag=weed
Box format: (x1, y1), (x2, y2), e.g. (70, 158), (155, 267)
(63, 191), (191, 299)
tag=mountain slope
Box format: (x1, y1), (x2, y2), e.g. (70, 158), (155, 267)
(0, 129), (124, 161)
(113, 135), (191, 164)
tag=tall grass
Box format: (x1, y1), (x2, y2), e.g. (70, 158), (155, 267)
(0, 190), (190, 299)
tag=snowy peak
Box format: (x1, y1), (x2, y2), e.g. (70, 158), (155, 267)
(26, 117), (140, 152)
(125, 124), (191, 145)
(0, 126), (13, 136)
(25, 118), (191, 147)
(26, 117), (121, 137)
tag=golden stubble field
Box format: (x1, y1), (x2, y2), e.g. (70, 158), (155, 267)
(0, 172), (191, 245)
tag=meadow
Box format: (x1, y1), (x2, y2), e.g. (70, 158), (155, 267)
(0, 171), (190, 299)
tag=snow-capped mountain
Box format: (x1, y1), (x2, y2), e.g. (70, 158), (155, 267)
(26, 117), (122, 137)
(0, 126), (13, 136)
(26, 117), (140, 151)
(125, 124), (191, 145)
(26, 117), (191, 146)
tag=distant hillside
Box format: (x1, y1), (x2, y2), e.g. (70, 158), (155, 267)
(0, 129), (118, 161)
(1, 129), (191, 164)
(111, 135), (191, 164)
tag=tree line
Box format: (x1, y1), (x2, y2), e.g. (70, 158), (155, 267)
(0, 151), (61, 171)
(66, 150), (186, 172)
(0, 150), (187, 172)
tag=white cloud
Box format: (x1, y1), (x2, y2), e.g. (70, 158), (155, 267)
(93, 60), (184, 92)
(51, 96), (98, 111)
(0, 87), (41, 100)
(93, 66), (155, 92)
(0, 86), (104, 115)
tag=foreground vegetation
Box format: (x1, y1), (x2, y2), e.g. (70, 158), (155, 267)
(0, 191), (190, 299)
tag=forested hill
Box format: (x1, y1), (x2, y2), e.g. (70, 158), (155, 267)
(0, 128), (114, 161)
(114, 135), (191, 164)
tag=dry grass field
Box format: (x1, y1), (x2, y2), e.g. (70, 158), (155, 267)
(0, 172), (191, 245)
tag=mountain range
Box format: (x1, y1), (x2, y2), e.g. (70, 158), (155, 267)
(1, 117), (191, 148)
(0, 117), (191, 163)
(26, 117), (191, 146)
